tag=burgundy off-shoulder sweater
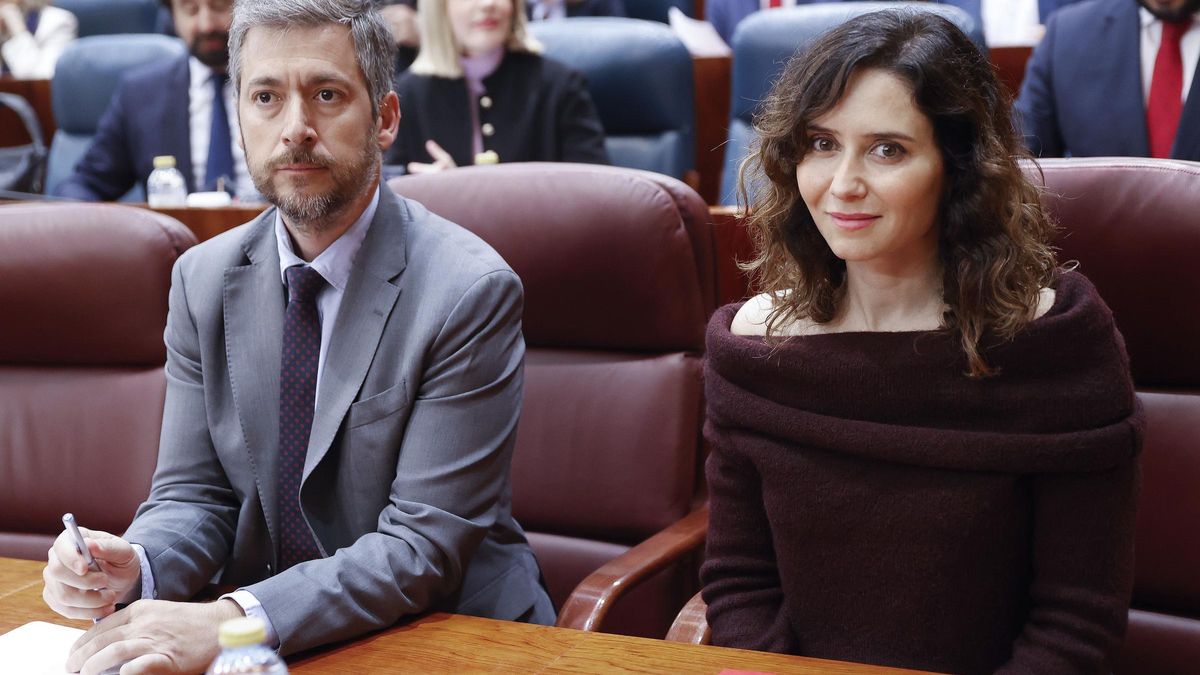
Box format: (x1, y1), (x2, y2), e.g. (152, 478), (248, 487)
(701, 271), (1142, 674)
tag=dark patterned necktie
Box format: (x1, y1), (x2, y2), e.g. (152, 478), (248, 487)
(278, 264), (325, 570)
(206, 74), (236, 196)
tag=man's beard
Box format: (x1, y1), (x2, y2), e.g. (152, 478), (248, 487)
(191, 31), (230, 70)
(1138, 0), (1200, 22)
(250, 134), (380, 233)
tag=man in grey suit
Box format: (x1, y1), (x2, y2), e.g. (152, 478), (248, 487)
(41, 1), (553, 672)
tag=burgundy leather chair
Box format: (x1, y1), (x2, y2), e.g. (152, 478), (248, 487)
(0, 203), (196, 559)
(390, 163), (716, 638)
(1031, 157), (1200, 673)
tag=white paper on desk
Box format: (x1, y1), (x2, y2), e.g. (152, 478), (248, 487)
(0, 621), (120, 675)
(668, 7), (732, 57)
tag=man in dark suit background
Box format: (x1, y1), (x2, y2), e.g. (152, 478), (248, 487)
(1015, 0), (1200, 160)
(54, 0), (253, 200)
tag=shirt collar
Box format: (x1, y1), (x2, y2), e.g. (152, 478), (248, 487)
(275, 185), (380, 292)
(1141, 8), (1200, 30)
(188, 57), (223, 89)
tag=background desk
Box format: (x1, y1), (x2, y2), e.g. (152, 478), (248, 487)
(0, 558), (928, 674)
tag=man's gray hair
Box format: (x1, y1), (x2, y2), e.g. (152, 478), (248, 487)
(228, 0), (395, 116)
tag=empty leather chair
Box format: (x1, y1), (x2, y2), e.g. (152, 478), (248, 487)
(0, 203), (196, 559)
(720, 2), (986, 205)
(45, 34), (186, 198)
(390, 163), (715, 638)
(1030, 157), (1200, 674)
(55, 0), (159, 37)
(530, 18), (695, 182)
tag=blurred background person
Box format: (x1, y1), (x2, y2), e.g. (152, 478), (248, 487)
(702, 10), (1141, 673)
(0, 0), (76, 79)
(54, 0), (255, 201)
(388, 0), (608, 173)
(1016, 0), (1200, 160)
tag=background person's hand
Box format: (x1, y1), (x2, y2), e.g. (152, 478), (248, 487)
(406, 140), (458, 174)
(43, 528), (141, 621)
(67, 599), (243, 675)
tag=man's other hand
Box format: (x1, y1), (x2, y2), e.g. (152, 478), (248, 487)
(67, 599), (244, 675)
(43, 528), (141, 620)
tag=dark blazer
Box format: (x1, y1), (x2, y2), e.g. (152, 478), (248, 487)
(54, 54), (196, 201)
(1015, 0), (1200, 160)
(1039, 0), (1088, 21)
(707, 0), (983, 47)
(525, 0), (627, 19)
(389, 51), (609, 167)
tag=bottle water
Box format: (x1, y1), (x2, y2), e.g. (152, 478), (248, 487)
(147, 155), (187, 207)
(206, 617), (288, 674)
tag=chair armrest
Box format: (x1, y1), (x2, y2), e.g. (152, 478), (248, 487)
(556, 504), (709, 632)
(665, 590), (710, 644)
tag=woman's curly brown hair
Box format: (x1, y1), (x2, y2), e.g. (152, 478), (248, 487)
(739, 9), (1057, 377)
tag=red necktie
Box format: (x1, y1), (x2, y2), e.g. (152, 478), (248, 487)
(1147, 19), (1192, 159)
(768, 0), (782, 7)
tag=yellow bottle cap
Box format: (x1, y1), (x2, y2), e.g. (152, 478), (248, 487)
(152, 155), (177, 170)
(474, 150), (499, 165)
(218, 617), (267, 648)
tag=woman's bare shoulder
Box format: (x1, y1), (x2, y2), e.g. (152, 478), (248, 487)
(731, 293), (775, 336)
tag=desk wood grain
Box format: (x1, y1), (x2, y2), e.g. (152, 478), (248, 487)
(1, 558), (929, 674)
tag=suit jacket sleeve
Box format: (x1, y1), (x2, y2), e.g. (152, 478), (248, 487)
(53, 75), (143, 201)
(122, 258), (242, 598)
(1013, 11), (1065, 157)
(999, 461), (1140, 673)
(700, 435), (801, 654)
(247, 268), (526, 655)
(556, 67), (610, 165)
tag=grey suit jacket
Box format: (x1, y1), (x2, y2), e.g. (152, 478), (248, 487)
(123, 184), (552, 654)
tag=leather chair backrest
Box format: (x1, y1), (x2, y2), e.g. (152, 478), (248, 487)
(55, 0), (159, 37)
(720, 2), (986, 205)
(0, 203), (196, 560)
(46, 34), (187, 199)
(1027, 157), (1200, 673)
(530, 18), (695, 180)
(389, 163), (715, 637)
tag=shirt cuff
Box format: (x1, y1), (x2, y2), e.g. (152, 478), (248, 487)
(220, 590), (281, 650)
(130, 543), (156, 601)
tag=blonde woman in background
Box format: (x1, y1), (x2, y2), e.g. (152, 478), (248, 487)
(0, 0), (76, 78)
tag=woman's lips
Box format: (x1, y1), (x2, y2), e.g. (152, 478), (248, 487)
(828, 212), (880, 231)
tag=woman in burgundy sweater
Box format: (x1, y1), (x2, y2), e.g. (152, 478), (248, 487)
(701, 10), (1141, 675)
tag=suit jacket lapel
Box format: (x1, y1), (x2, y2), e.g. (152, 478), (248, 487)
(1173, 56), (1200, 159)
(224, 210), (285, 545)
(1102, 1), (1150, 156)
(302, 186), (408, 481)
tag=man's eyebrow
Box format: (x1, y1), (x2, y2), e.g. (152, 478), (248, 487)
(243, 73), (357, 89)
(245, 76), (282, 89)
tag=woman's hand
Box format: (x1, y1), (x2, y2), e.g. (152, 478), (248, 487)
(406, 140), (458, 174)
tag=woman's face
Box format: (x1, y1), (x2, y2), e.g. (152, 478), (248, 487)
(446, 0), (513, 57)
(796, 68), (945, 276)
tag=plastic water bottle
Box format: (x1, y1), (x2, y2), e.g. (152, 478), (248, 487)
(206, 617), (288, 674)
(147, 155), (187, 207)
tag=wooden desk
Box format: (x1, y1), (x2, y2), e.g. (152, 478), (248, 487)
(140, 203), (269, 243)
(693, 55), (732, 206)
(0, 558), (926, 674)
(0, 77), (54, 147)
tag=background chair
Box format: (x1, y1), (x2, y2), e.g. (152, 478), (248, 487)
(719, 2), (986, 205)
(671, 157), (1200, 670)
(54, 0), (159, 37)
(0, 203), (196, 559)
(45, 34), (186, 199)
(530, 18), (696, 183)
(390, 162), (716, 638)
(1031, 157), (1200, 674)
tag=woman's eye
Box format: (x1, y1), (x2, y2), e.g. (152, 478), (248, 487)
(872, 142), (904, 159)
(810, 137), (835, 152)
